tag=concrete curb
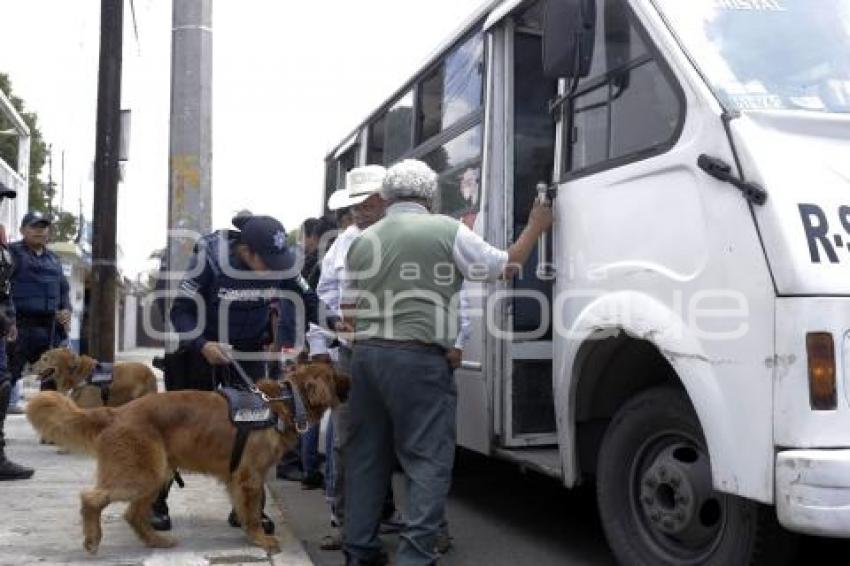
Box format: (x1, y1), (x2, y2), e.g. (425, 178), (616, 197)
(266, 485), (314, 566)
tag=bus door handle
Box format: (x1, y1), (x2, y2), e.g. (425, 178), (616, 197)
(536, 182), (556, 280)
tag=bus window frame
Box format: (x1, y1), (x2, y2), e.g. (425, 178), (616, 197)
(331, 8), (491, 172)
(366, 89), (416, 167)
(558, 0), (687, 183)
(414, 28), (486, 146)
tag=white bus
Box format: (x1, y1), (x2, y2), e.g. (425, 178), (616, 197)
(323, 1), (850, 563)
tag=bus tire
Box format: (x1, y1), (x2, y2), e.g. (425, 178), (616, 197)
(596, 386), (795, 566)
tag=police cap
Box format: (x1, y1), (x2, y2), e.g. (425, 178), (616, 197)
(21, 210), (51, 228)
(239, 215), (294, 271)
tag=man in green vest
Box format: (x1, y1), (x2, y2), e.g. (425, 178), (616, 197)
(343, 159), (553, 566)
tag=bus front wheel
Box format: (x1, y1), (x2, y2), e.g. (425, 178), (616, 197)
(596, 386), (794, 566)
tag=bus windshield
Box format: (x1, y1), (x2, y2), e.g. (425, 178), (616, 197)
(654, 0), (850, 113)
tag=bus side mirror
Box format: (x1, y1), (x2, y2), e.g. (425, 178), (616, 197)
(542, 0), (596, 80)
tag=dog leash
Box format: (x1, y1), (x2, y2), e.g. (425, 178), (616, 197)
(223, 357), (311, 474)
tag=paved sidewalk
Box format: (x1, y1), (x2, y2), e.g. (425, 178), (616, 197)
(0, 350), (312, 566)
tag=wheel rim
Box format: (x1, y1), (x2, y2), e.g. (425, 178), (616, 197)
(629, 431), (728, 563)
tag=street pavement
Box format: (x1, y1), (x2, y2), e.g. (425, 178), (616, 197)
(271, 448), (850, 566)
(0, 349), (312, 566)
(269, 450), (615, 566)
(6, 349), (850, 565)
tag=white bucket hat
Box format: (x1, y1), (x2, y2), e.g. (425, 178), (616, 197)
(327, 189), (351, 211)
(326, 165), (386, 210)
(346, 165), (387, 206)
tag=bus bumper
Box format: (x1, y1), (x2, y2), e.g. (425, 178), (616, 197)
(776, 450), (850, 536)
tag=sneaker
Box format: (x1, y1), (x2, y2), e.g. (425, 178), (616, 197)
(227, 509), (275, 535)
(320, 530), (343, 551)
(344, 550), (390, 566)
(379, 511), (404, 534)
(6, 404), (24, 415)
(150, 510), (172, 531)
(434, 529), (453, 554)
(301, 471), (324, 490)
(276, 463), (304, 482)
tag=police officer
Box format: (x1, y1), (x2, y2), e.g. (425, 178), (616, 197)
(7, 211), (71, 393)
(152, 213), (335, 532)
(0, 183), (34, 480)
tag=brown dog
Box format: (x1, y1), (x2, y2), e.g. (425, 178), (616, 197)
(26, 362), (349, 554)
(32, 348), (157, 408)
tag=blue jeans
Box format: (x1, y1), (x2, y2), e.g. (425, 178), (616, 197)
(278, 424), (320, 479)
(324, 414), (335, 505)
(9, 381), (22, 408)
(301, 422), (320, 476)
(343, 343), (456, 566)
(326, 346), (352, 523)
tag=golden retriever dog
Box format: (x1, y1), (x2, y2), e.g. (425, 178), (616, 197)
(26, 361), (349, 555)
(32, 347), (157, 408)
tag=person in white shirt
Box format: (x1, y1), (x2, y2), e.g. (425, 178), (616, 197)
(309, 166), (389, 550)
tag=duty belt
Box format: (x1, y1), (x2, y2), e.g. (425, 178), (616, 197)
(16, 313), (55, 326)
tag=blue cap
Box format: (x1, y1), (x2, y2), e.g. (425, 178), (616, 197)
(21, 210), (51, 228)
(240, 215), (294, 271)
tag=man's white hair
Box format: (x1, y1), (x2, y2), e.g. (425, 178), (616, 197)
(381, 159), (438, 201)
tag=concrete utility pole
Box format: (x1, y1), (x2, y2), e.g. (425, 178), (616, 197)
(90, 0), (123, 362)
(167, 0), (212, 302)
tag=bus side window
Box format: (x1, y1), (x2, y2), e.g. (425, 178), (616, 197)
(565, 0), (683, 176)
(367, 91), (415, 167)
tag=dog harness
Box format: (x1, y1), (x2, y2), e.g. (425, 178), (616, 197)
(218, 360), (311, 473)
(71, 363), (115, 405)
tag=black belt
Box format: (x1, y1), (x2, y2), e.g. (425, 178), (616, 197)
(358, 338), (446, 356)
(16, 313), (55, 326)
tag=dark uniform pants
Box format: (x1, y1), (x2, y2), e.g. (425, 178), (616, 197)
(154, 343), (269, 518)
(162, 345), (266, 392)
(343, 343), (457, 566)
(1, 339), (11, 443)
(8, 322), (65, 385)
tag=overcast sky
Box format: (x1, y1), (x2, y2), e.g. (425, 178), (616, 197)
(0, 0), (486, 277)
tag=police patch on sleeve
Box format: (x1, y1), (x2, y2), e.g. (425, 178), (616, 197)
(179, 279), (201, 296)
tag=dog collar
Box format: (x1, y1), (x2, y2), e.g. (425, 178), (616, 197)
(268, 380), (310, 435)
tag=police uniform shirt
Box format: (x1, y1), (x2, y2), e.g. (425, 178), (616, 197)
(171, 231), (326, 351)
(8, 241), (71, 317)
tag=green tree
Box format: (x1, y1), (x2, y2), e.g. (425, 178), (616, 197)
(52, 210), (79, 242)
(0, 72), (77, 240)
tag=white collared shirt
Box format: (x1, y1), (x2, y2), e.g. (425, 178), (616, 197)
(307, 224), (362, 357)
